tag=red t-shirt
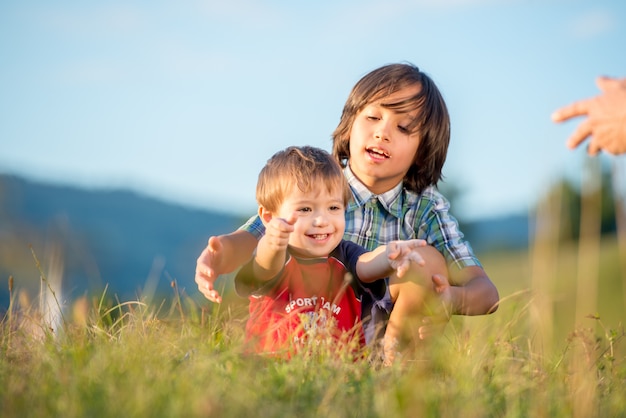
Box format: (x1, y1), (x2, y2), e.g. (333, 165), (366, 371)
(236, 240), (368, 357)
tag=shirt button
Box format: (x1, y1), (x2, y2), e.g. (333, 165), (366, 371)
(365, 230), (372, 237)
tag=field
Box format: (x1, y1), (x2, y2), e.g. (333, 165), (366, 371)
(1, 234), (625, 417)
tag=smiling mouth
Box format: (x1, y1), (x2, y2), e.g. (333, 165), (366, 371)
(308, 234), (330, 241)
(366, 147), (390, 159)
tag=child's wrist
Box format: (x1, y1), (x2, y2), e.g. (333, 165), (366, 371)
(447, 286), (461, 315)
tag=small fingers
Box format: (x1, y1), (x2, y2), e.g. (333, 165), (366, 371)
(207, 290), (222, 304)
(195, 270), (222, 303)
(395, 263), (408, 278)
(431, 274), (450, 291)
(418, 318), (437, 341)
(207, 236), (223, 252)
(277, 217), (296, 233)
(386, 242), (401, 260)
(285, 212), (299, 226)
(410, 251), (425, 266)
(202, 282), (222, 303)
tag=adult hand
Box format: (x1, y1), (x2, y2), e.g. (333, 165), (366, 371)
(552, 76), (626, 156)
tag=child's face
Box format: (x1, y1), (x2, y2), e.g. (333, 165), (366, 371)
(348, 84), (422, 194)
(276, 185), (346, 259)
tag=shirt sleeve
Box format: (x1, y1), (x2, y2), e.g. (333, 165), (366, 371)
(332, 240), (368, 277)
(332, 241), (387, 299)
(238, 214), (266, 239)
(421, 188), (482, 271)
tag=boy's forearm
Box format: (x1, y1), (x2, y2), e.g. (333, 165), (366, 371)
(449, 273), (499, 315)
(252, 237), (286, 282)
(220, 230), (259, 272)
(356, 246), (393, 283)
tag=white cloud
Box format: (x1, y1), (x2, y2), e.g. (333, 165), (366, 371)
(37, 4), (145, 35)
(568, 9), (616, 39)
(193, 0), (286, 28)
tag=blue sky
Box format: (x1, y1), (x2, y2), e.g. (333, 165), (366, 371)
(1, 0), (625, 221)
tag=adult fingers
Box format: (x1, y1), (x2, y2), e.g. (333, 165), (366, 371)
(596, 75), (625, 92)
(566, 119), (593, 151)
(551, 99), (589, 123)
(587, 138), (602, 156)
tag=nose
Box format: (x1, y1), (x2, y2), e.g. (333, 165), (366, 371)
(313, 214), (328, 227)
(374, 119), (391, 142)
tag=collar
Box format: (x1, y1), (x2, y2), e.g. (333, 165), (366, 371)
(344, 165), (404, 217)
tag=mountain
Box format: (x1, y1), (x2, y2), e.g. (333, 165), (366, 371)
(461, 213), (530, 254)
(0, 174), (530, 310)
(0, 174), (246, 308)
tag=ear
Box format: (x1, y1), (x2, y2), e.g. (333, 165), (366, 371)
(258, 206), (273, 226)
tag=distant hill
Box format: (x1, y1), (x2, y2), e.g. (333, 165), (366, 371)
(0, 174), (246, 308)
(0, 174), (531, 310)
(461, 213), (530, 254)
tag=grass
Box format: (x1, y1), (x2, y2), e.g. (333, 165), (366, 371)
(1, 235), (625, 417)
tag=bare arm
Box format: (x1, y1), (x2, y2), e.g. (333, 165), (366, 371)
(356, 239), (427, 283)
(253, 214), (296, 282)
(445, 265), (499, 315)
(195, 230), (258, 303)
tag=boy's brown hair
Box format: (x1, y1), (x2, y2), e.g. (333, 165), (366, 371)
(332, 63), (450, 194)
(256, 146), (351, 212)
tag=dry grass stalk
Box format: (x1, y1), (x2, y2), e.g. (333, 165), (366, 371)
(529, 181), (561, 354)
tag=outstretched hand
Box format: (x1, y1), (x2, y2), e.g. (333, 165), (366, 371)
(386, 239), (427, 278)
(552, 76), (626, 156)
(195, 236), (226, 303)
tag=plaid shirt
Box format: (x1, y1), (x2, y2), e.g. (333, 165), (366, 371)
(342, 166), (480, 271)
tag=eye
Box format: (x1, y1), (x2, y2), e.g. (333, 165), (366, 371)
(397, 125), (409, 134)
(298, 207), (312, 213)
(329, 205), (343, 212)
(366, 115), (379, 121)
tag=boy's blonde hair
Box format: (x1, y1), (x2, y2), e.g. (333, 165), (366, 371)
(256, 146), (351, 212)
(332, 63), (450, 194)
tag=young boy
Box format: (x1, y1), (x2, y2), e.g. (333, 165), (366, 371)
(236, 145), (436, 360)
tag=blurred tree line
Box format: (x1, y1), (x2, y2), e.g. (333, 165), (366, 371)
(547, 160), (624, 242)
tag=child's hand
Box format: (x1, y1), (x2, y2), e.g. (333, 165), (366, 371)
(418, 273), (453, 340)
(195, 235), (226, 303)
(386, 239), (427, 277)
(263, 212), (298, 251)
